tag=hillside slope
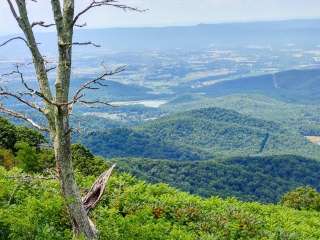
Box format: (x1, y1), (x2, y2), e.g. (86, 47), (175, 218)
(136, 107), (320, 159)
(186, 69), (320, 104)
(163, 94), (320, 135)
(77, 107), (320, 160)
(115, 155), (320, 203)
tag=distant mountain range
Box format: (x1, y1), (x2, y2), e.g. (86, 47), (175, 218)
(1, 19), (320, 57)
(177, 68), (320, 104)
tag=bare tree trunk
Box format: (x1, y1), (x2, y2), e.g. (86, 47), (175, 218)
(52, 109), (97, 239)
(4, 1), (141, 238)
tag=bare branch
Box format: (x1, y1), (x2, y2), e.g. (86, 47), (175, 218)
(79, 99), (115, 108)
(6, 0), (54, 115)
(31, 21), (55, 28)
(73, 0), (145, 26)
(0, 88), (45, 114)
(0, 37), (29, 48)
(46, 66), (57, 73)
(73, 41), (101, 48)
(70, 65), (126, 107)
(0, 104), (49, 132)
(6, 0), (19, 20)
(75, 22), (87, 28)
(30, 21), (85, 29)
(11, 64), (55, 106)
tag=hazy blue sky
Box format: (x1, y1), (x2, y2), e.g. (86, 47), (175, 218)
(1, 0), (320, 35)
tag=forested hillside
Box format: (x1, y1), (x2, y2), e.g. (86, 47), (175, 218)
(76, 107), (320, 160)
(2, 116), (320, 239)
(163, 94), (320, 136)
(115, 155), (320, 203)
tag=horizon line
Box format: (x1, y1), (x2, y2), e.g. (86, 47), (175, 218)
(0, 17), (319, 37)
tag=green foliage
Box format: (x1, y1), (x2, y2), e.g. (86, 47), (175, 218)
(77, 107), (320, 161)
(0, 117), (46, 151)
(1, 167), (320, 240)
(115, 155), (320, 203)
(0, 148), (15, 170)
(71, 144), (108, 176)
(75, 128), (204, 161)
(15, 126), (46, 149)
(281, 187), (320, 211)
(163, 94), (320, 136)
(0, 118), (17, 150)
(137, 107), (320, 159)
(0, 167), (72, 240)
(15, 142), (40, 173)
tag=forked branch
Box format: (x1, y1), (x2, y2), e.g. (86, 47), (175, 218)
(69, 65), (126, 108)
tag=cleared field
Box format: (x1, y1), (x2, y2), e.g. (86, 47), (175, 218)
(306, 136), (320, 145)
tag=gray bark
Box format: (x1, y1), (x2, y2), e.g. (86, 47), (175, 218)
(6, 0), (98, 238)
(53, 112), (97, 239)
(4, 1), (135, 238)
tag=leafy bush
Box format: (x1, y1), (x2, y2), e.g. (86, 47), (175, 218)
(0, 118), (16, 150)
(0, 117), (46, 151)
(2, 167), (320, 239)
(0, 149), (15, 170)
(71, 144), (108, 176)
(281, 187), (320, 211)
(15, 142), (40, 173)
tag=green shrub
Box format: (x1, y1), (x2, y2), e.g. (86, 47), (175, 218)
(1, 167), (320, 239)
(280, 187), (320, 211)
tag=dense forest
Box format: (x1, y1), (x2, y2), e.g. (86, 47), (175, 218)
(115, 155), (320, 203)
(163, 94), (320, 136)
(76, 107), (320, 160)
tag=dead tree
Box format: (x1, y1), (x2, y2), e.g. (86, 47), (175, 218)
(1, 1), (142, 239)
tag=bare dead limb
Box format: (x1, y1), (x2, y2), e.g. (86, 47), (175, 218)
(0, 88), (45, 114)
(6, 0), (19, 20)
(0, 104), (49, 132)
(75, 22), (87, 28)
(79, 100), (114, 108)
(72, 65), (126, 103)
(73, 41), (101, 48)
(3, 64), (55, 106)
(31, 21), (55, 28)
(82, 164), (116, 212)
(9, 0), (54, 106)
(31, 22), (86, 28)
(0, 36), (30, 48)
(46, 66), (57, 73)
